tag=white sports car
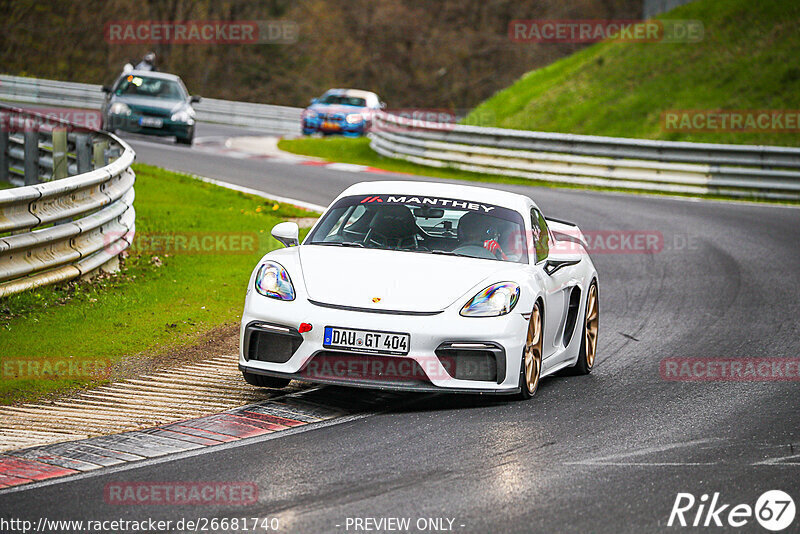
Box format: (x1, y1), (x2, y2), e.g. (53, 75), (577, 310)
(239, 181), (599, 398)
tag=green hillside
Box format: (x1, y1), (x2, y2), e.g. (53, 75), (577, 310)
(466, 0), (800, 146)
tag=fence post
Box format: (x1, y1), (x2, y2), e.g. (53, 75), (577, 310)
(52, 127), (68, 180)
(0, 112), (8, 183)
(75, 133), (92, 173)
(23, 121), (40, 186)
(93, 139), (108, 168)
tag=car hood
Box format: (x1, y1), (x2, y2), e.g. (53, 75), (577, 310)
(114, 95), (186, 114)
(297, 245), (509, 313)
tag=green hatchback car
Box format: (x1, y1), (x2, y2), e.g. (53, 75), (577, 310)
(102, 70), (200, 145)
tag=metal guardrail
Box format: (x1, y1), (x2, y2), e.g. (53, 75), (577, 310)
(197, 97), (301, 135)
(0, 104), (136, 297)
(6, 75), (798, 200)
(0, 74), (302, 136)
(370, 113), (800, 200)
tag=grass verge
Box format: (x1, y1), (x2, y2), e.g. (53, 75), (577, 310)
(467, 0), (800, 147)
(0, 163), (318, 405)
(281, 0), (799, 204)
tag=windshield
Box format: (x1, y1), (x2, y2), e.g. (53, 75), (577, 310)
(115, 75), (186, 100)
(318, 94), (367, 107)
(307, 195), (528, 263)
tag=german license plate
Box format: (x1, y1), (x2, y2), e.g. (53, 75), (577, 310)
(323, 326), (410, 355)
(321, 121), (340, 130)
(139, 117), (163, 128)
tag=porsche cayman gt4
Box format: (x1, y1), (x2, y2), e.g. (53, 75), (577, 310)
(239, 181), (599, 398)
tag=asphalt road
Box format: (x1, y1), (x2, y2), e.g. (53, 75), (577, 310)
(2, 123), (799, 533)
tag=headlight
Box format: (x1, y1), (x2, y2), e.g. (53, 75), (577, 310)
(170, 110), (194, 123)
(109, 103), (131, 115)
(460, 282), (520, 317)
(345, 113), (363, 124)
(302, 109), (317, 119)
(254, 261), (295, 301)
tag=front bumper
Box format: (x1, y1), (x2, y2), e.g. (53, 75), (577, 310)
(302, 117), (366, 136)
(107, 113), (194, 138)
(239, 296), (528, 394)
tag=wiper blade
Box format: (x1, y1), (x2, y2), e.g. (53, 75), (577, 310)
(315, 242), (365, 248)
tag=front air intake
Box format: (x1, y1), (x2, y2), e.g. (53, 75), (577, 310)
(244, 322), (303, 363)
(435, 342), (506, 383)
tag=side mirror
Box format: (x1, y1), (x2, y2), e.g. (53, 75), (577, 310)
(379, 101), (387, 110)
(310, 98), (318, 104)
(101, 85), (111, 93)
(190, 95), (201, 103)
(271, 222), (299, 248)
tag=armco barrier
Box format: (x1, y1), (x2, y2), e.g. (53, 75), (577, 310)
(369, 113), (800, 200)
(0, 74), (301, 136)
(5, 75), (798, 200)
(0, 103), (135, 297)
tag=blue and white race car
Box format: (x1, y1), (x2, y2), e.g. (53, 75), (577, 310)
(301, 89), (385, 137)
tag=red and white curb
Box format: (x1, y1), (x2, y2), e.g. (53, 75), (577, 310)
(0, 383), (404, 491)
(0, 356), (285, 454)
(0, 396), (337, 489)
(293, 160), (400, 175)
(193, 135), (405, 176)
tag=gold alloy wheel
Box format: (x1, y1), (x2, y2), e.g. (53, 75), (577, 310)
(524, 303), (543, 395)
(585, 284), (599, 368)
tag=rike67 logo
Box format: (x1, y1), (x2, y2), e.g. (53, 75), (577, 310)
(668, 490), (795, 531)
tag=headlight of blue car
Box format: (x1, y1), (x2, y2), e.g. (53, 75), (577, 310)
(345, 113), (363, 124)
(255, 261), (295, 301)
(461, 282), (520, 317)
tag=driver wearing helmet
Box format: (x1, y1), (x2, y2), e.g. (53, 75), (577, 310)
(481, 225), (508, 260)
(458, 212), (509, 260)
(135, 52), (157, 71)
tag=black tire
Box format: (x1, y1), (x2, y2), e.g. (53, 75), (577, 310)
(570, 281), (599, 375)
(242, 371), (291, 389)
(175, 134), (193, 145)
(518, 300), (543, 399)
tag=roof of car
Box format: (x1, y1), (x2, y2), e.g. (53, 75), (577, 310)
(326, 88), (378, 99)
(337, 181), (535, 213)
(123, 70), (183, 81)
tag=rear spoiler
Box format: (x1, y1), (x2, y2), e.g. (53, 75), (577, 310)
(545, 217), (589, 250)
